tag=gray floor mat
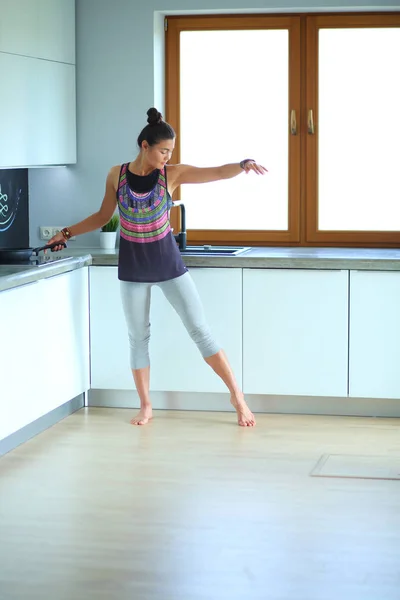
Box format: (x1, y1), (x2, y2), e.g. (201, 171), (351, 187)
(310, 454), (400, 480)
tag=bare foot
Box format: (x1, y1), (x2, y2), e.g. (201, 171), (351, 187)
(231, 394), (256, 427)
(130, 406), (153, 426)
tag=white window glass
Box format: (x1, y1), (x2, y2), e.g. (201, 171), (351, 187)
(318, 28), (400, 231)
(179, 30), (288, 230)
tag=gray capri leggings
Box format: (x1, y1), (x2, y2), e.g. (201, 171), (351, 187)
(120, 272), (220, 369)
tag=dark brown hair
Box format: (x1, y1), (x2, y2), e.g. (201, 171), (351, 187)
(137, 108), (175, 148)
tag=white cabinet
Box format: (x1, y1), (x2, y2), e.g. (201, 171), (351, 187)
(0, 0), (76, 167)
(0, 281), (42, 440)
(243, 269), (349, 397)
(349, 271), (400, 399)
(89, 267), (130, 390)
(0, 53), (76, 167)
(150, 268), (242, 392)
(0, 0), (75, 64)
(89, 267), (242, 393)
(38, 268), (90, 404)
(0, 268), (90, 441)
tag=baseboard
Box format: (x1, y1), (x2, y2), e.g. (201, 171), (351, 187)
(88, 389), (400, 418)
(0, 394), (85, 457)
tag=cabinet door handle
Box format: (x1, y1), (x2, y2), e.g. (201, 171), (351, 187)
(290, 109), (297, 135)
(308, 109), (315, 134)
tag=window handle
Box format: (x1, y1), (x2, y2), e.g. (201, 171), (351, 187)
(290, 109), (297, 135)
(308, 109), (315, 134)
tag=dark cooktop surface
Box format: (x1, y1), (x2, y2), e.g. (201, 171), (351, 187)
(2, 255), (73, 267)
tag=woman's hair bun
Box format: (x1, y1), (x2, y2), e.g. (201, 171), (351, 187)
(147, 107), (163, 126)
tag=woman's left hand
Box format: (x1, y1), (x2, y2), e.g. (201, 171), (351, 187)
(243, 161), (268, 175)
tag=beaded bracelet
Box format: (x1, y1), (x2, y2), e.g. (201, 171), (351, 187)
(240, 159), (255, 169)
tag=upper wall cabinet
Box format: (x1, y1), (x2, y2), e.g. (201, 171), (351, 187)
(0, 53), (76, 167)
(0, 0), (75, 64)
(0, 0), (76, 167)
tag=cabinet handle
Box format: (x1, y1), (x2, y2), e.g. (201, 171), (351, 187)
(290, 109), (297, 135)
(308, 109), (315, 134)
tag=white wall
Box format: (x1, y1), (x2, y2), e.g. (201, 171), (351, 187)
(28, 0), (396, 247)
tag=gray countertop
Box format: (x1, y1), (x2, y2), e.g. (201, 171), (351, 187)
(0, 254), (92, 293)
(1, 246), (400, 293)
(68, 246), (400, 270)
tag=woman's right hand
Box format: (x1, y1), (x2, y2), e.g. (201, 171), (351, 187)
(47, 232), (67, 252)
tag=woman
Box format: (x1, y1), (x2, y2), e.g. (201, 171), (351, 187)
(50, 108), (267, 427)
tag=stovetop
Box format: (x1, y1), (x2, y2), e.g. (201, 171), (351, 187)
(2, 255), (74, 268)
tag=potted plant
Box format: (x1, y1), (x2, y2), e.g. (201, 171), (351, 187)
(100, 214), (119, 249)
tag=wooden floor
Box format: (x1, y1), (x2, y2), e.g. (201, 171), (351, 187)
(1, 408), (400, 600)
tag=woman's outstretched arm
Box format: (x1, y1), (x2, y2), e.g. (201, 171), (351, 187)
(167, 160), (267, 195)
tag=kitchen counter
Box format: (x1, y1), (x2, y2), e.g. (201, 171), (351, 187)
(67, 246), (400, 270)
(0, 254), (91, 292)
(1, 246), (400, 293)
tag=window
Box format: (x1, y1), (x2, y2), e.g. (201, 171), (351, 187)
(166, 14), (400, 247)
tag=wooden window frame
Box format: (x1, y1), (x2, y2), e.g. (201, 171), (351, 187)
(166, 12), (400, 248)
(306, 13), (400, 247)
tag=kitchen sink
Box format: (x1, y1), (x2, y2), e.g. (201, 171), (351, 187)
(180, 245), (251, 257)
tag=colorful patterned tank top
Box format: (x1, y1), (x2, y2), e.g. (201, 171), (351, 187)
(116, 163), (188, 283)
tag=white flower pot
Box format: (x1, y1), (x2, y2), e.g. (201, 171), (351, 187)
(99, 231), (117, 249)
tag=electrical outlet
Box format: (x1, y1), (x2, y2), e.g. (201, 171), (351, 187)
(40, 226), (53, 240)
(39, 226), (76, 241)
